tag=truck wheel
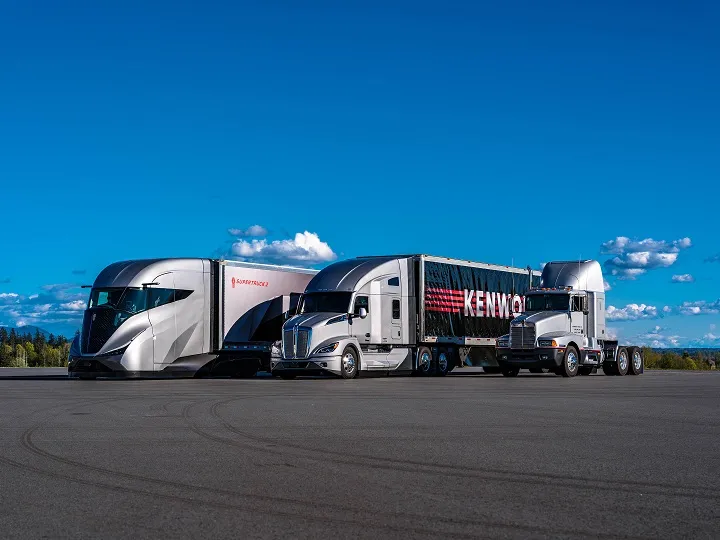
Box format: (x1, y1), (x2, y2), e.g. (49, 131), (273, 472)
(435, 348), (451, 376)
(602, 363), (616, 376)
(501, 367), (520, 377)
(616, 347), (629, 376)
(558, 345), (580, 377)
(416, 346), (435, 376)
(627, 347), (643, 375)
(340, 346), (359, 379)
(578, 366), (593, 376)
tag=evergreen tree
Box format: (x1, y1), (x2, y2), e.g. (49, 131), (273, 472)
(0, 326), (8, 344)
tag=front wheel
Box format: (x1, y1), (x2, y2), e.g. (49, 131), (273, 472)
(558, 346), (580, 377)
(340, 346), (359, 379)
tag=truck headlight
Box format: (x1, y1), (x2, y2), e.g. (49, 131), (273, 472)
(538, 339), (558, 347)
(315, 342), (339, 354)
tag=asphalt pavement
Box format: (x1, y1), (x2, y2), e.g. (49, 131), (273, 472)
(0, 370), (718, 539)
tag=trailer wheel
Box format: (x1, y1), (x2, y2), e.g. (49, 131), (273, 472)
(416, 346), (434, 376)
(615, 347), (629, 376)
(558, 345), (580, 377)
(627, 347), (643, 375)
(340, 345), (359, 379)
(435, 348), (451, 377)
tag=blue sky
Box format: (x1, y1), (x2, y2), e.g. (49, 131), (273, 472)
(0, 0), (718, 343)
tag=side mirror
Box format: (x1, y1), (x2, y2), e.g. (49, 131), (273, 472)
(358, 307), (367, 319)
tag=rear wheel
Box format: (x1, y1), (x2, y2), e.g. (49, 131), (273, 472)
(435, 348), (451, 377)
(615, 347), (629, 376)
(416, 346), (435, 376)
(558, 345), (580, 377)
(340, 346), (359, 379)
(627, 347), (643, 375)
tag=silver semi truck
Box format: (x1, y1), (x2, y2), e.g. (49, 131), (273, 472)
(272, 255), (541, 379)
(68, 258), (316, 378)
(496, 260), (643, 377)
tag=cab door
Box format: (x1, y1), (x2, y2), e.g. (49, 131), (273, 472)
(349, 294), (371, 345)
(146, 273), (177, 369)
(570, 295), (586, 336)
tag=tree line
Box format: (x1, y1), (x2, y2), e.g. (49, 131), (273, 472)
(641, 347), (718, 370)
(0, 328), (71, 368)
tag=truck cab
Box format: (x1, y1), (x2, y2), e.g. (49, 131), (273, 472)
(497, 260), (643, 377)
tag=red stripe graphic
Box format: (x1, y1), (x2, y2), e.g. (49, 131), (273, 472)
(425, 306), (460, 313)
(425, 300), (464, 307)
(426, 288), (463, 296)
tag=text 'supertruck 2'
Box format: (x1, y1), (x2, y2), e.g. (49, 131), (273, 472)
(496, 260), (644, 377)
(68, 258), (317, 378)
(272, 255), (541, 379)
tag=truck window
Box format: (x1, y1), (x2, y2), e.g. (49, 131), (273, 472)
(388, 277), (399, 286)
(392, 299), (400, 319)
(525, 294), (570, 312)
(354, 296), (369, 315)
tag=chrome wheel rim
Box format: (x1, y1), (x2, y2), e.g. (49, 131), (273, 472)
(566, 351), (578, 372)
(437, 352), (448, 372)
(343, 352), (356, 374)
(632, 351), (642, 371)
(619, 350), (628, 372)
(419, 351), (431, 372)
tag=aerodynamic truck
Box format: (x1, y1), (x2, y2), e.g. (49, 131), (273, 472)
(68, 258), (316, 378)
(272, 255), (541, 379)
(496, 260), (643, 377)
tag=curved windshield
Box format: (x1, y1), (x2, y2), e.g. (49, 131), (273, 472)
(525, 294), (569, 312)
(299, 292), (352, 314)
(89, 287), (147, 314)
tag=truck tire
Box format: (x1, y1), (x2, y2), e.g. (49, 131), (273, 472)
(416, 346), (435, 376)
(558, 345), (580, 377)
(435, 348), (451, 377)
(501, 367), (520, 377)
(615, 347), (629, 376)
(340, 345), (359, 379)
(627, 347), (643, 375)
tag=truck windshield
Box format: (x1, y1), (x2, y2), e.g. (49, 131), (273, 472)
(525, 294), (570, 312)
(299, 292), (352, 314)
(89, 287), (147, 314)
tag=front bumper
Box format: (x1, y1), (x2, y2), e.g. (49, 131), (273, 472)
(271, 354), (342, 376)
(497, 348), (565, 369)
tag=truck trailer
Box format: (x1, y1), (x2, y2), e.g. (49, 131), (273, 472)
(496, 260), (643, 377)
(272, 255), (541, 379)
(68, 258), (317, 378)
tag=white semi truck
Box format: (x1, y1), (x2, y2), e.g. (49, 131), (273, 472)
(496, 260), (643, 377)
(68, 258), (316, 378)
(271, 255), (541, 379)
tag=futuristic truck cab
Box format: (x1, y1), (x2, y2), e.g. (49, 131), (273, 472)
(497, 260), (643, 377)
(68, 258), (316, 378)
(273, 255), (540, 379)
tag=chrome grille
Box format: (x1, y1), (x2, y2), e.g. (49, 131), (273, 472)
(296, 329), (310, 358)
(510, 325), (535, 349)
(283, 327), (311, 359)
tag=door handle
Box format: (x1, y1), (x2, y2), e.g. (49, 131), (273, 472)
(365, 333), (370, 338)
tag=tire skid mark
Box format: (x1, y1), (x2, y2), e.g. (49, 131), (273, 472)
(183, 399), (650, 540)
(11, 396), (487, 540)
(206, 397), (720, 502)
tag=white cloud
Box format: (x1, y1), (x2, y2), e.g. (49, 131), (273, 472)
(635, 325), (682, 348)
(671, 274), (695, 283)
(603, 280), (612, 291)
(0, 293), (20, 302)
(228, 225), (269, 237)
(705, 253), (720, 263)
(59, 300), (86, 311)
(231, 231), (337, 265)
(606, 303), (660, 321)
(601, 236), (691, 279)
(676, 300), (720, 316)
